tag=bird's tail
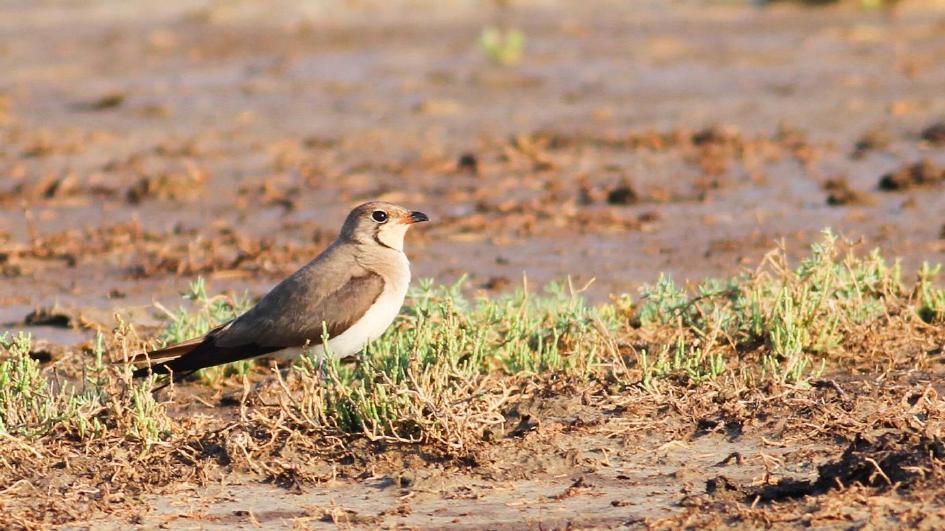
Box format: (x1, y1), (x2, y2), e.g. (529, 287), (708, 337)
(127, 337), (206, 378)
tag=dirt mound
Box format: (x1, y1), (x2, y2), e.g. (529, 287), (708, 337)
(878, 160), (945, 191)
(823, 177), (870, 206)
(694, 431), (945, 509)
(852, 127), (892, 158)
(753, 431), (945, 502)
(922, 122), (945, 145)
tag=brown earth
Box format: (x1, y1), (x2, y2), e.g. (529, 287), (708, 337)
(2, 0), (945, 528)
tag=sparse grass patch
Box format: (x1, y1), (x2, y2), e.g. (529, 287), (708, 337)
(0, 327), (171, 444)
(5, 231), (939, 447)
(0, 326), (179, 524)
(632, 230), (904, 384)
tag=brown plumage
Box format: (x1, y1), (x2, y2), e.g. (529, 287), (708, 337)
(129, 202), (427, 380)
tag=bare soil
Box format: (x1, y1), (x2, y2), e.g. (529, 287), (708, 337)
(2, 0), (945, 528)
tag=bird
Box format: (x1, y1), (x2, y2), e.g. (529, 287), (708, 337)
(130, 201), (429, 380)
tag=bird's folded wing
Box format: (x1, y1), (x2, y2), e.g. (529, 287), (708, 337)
(213, 269), (385, 350)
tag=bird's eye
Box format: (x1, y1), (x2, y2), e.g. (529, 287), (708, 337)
(371, 210), (388, 223)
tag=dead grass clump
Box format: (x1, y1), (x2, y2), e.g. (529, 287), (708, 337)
(0, 173), (118, 206)
(661, 370), (945, 529)
(128, 226), (332, 278)
(745, 432), (945, 504)
(823, 177), (871, 206)
(817, 432), (945, 490)
(878, 159), (945, 191)
(852, 127), (892, 158)
(747, 382), (945, 502)
(921, 121), (945, 145)
(125, 165), (207, 204)
(0, 221), (152, 274)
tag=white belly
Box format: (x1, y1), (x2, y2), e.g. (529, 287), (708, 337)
(311, 282), (406, 358)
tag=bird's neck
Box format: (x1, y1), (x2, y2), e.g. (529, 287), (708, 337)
(375, 224), (408, 251)
(355, 244), (411, 291)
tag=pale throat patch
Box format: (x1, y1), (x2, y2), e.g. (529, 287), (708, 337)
(376, 223), (409, 251)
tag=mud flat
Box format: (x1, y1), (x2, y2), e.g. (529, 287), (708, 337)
(2, 0), (945, 528)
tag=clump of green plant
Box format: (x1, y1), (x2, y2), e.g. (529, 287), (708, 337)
(0, 327), (172, 446)
(155, 277), (252, 385)
(109, 319), (174, 446)
(637, 336), (729, 390)
(207, 229), (945, 446)
(475, 279), (606, 376)
(915, 262), (945, 324)
(635, 230), (903, 384)
(479, 26), (525, 66)
(0, 332), (72, 438)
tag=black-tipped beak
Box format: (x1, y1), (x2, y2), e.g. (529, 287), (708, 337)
(408, 211), (429, 224)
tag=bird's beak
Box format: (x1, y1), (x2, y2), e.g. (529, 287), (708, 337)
(404, 211), (429, 224)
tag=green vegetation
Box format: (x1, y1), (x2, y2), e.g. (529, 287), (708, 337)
(262, 230), (936, 443)
(916, 263), (945, 324)
(478, 26), (525, 66)
(0, 231), (941, 447)
(0, 332), (66, 438)
(0, 328), (170, 445)
(633, 230), (902, 385)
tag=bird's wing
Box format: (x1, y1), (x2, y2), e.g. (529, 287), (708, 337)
(132, 251), (385, 378)
(215, 268), (385, 349)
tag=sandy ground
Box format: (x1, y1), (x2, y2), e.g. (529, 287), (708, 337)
(2, 0), (945, 528)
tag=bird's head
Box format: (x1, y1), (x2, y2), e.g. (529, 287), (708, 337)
(340, 201), (429, 251)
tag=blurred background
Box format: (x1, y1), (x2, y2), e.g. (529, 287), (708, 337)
(1, 0), (944, 340)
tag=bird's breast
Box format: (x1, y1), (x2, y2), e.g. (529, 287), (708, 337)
(318, 260), (410, 358)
